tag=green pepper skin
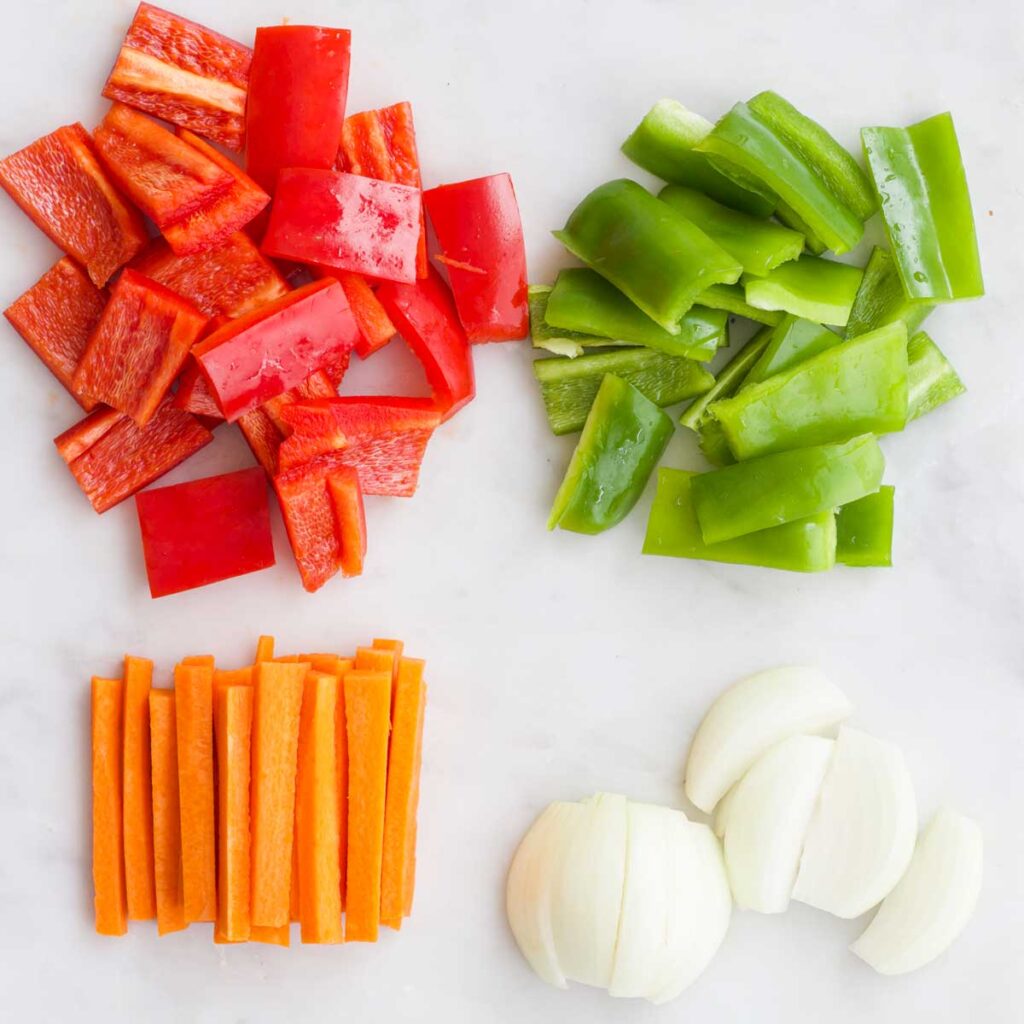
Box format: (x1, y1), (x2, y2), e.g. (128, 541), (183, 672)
(774, 200), (828, 255)
(845, 247), (935, 339)
(711, 322), (909, 460)
(745, 315), (840, 385)
(908, 331), (966, 421)
(548, 374), (674, 535)
(658, 185), (804, 277)
(621, 100), (776, 216)
(643, 468), (837, 572)
(698, 419), (735, 467)
(836, 485), (894, 567)
(744, 255), (864, 327)
(861, 113), (984, 303)
(552, 179), (743, 332)
(696, 284), (783, 325)
(695, 103), (864, 254)
(691, 434), (885, 544)
(545, 268), (726, 361)
(533, 347), (713, 436)
(529, 285), (622, 357)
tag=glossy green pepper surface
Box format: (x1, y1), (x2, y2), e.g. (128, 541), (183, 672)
(907, 331), (966, 421)
(528, 285), (620, 358)
(744, 255), (864, 327)
(836, 485), (894, 567)
(744, 315), (840, 385)
(845, 247), (934, 339)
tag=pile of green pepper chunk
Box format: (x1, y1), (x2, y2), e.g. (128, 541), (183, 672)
(533, 92), (980, 572)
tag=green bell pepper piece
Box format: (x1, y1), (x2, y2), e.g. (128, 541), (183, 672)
(698, 419), (735, 467)
(643, 468), (837, 573)
(691, 434), (885, 544)
(679, 325), (775, 430)
(695, 102), (864, 254)
(908, 330), (966, 421)
(658, 185), (805, 277)
(747, 91), (877, 221)
(621, 100), (776, 216)
(548, 373), (674, 535)
(710, 322), (909, 460)
(836, 485), (894, 567)
(744, 315), (840, 385)
(845, 247), (935, 339)
(529, 285), (623, 357)
(544, 268), (726, 361)
(552, 179), (743, 332)
(744, 254), (864, 327)
(696, 284), (783, 325)
(861, 112), (984, 303)
(773, 200), (828, 255)
(533, 347), (713, 436)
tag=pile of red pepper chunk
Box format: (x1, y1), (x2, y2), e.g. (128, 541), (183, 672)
(0, 3), (529, 595)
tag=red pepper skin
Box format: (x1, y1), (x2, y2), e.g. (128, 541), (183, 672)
(339, 102), (428, 279)
(4, 257), (106, 410)
(173, 315), (231, 420)
(423, 173), (529, 343)
(135, 466), (275, 597)
(314, 267), (396, 358)
(194, 278), (357, 421)
(74, 269), (208, 428)
(262, 169), (421, 284)
(328, 466), (366, 578)
(0, 124), (147, 287)
(244, 26), (351, 194)
(376, 268), (475, 421)
(55, 399), (213, 513)
(103, 3), (252, 152)
(133, 232), (288, 318)
(273, 463), (341, 593)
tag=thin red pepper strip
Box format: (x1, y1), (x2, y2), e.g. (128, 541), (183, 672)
(328, 466), (366, 578)
(103, 2), (252, 151)
(74, 269), (208, 428)
(4, 257), (106, 410)
(55, 399), (213, 513)
(423, 173), (529, 342)
(174, 315), (231, 420)
(339, 102), (428, 279)
(376, 268), (475, 421)
(314, 267), (396, 358)
(245, 26), (351, 194)
(135, 466), (275, 598)
(0, 123), (147, 287)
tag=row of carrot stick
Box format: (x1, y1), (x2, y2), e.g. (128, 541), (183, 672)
(91, 635), (427, 945)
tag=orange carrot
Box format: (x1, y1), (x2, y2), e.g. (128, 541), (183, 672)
(250, 660), (308, 927)
(334, 661), (353, 909)
(214, 684), (253, 943)
(255, 635), (275, 663)
(214, 666), (253, 694)
(344, 670), (392, 942)
(373, 638), (404, 667)
(296, 671), (342, 943)
(354, 646), (396, 678)
(289, 826), (301, 923)
(250, 923), (290, 946)
(92, 675), (128, 936)
(174, 662), (216, 922)
(182, 654), (215, 667)
(380, 658), (427, 927)
(122, 655), (156, 921)
(149, 689), (186, 935)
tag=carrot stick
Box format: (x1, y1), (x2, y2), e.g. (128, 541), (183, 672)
(92, 675), (128, 935)
(372, 638), (404, 665)
(297, 671), (342, 943)
(214, 684), (253, 942)
(250, 660), (308, 927)
(289, 653), (353, 675)
(344, 670), (392, 942)
(182, 654), (215, 667)
(149, 689), (187, 935)
(289, 805), (301, 923)
(122, 655), (156, 921)
(354, 646), (396, 678)
(380, 658), (427, 927)
(214, 666), (253, 694)
(250, 923), (290, 946)
(174, 662), (217, 922)
(255, 635), (275, 663)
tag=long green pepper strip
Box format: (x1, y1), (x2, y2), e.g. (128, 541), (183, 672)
(845, 247), (935, 339)
(836, 485), (895, 567)
(695, 284), (783, 325)
(691, 434), (886, 544)
(643, 468), (837, 573)
(744, 315), (840, 385)
(744, 255), (864, 327)
(908, 331), (966, 420)
(861, 112), (984, 303)
(548, 374), (674, 535)
(552, 179), (743, 332)
(528, 285), (622, 357)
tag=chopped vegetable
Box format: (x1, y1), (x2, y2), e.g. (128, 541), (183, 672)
(744, 254), (864, 326)
(693, 283), (783, 325)
(92, 675), (128, 935)
(529, 285), (621, 358)
(316, 269), (396, 358)
(148, 689), (187, 935)
(845, 246), (933, 339)
(548, 374), (674, 535)
(836, 485), (895, 567)
(122, 655), (156, 921)
(908, 331), (966, 420)
(743, 315), (839, 385)
(327, 468), (367, 579)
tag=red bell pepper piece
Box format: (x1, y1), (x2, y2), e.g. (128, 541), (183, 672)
(277, 397), (441, 497)
(135, 466), (275, 597)
(376, 268), (475, 421)
(194, 278), (358, 421)
(422, 173), (528, 343)
(133, 232), (289, 318)
(261, 169), (421, 285)
(0, 124), (146, 287)
(173, 315), (231, 421)
(245, 26), (352, 194)
(4, 257), (106, 410)
(339, 102), (427, 279)
(103, 3), (251, 152)
(74, 269), (208, 428)
(314, 268), (396, 359)
(55, 398), (213, 513)
(328, 466), (366, 578)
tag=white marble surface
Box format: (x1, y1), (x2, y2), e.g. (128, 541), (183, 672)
(0, 0), (1021, 1021)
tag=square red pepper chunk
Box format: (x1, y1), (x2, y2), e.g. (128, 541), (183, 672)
(261, 169), (422, 285)
(135, 466), (276, 598)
